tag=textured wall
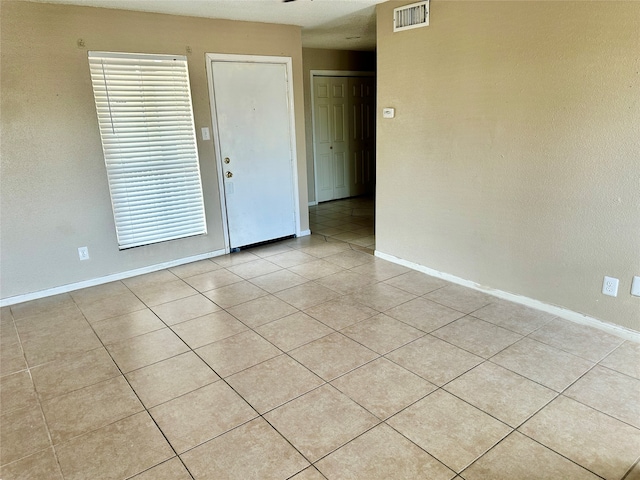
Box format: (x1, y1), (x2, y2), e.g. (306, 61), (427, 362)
(302, 48), (376, 203)
(376, 1), (640, 330)
(0, 1), (307, 299)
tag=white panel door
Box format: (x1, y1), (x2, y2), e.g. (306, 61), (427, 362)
(349, 77), (376, 196)
(314, 80), (333, 203)
(331, 80), (350, 199)
(211, 60), (296, 248)
(314, 77), (349, 202)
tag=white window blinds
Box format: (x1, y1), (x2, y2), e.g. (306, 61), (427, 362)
(88, 51), (206, 250)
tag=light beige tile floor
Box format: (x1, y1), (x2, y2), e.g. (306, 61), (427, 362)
(2, 199), (640, 479)
(309, 196), (375, 252)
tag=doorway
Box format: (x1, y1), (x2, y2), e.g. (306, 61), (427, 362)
(206, 54), (301, 251)
(311, 71), (376, 204)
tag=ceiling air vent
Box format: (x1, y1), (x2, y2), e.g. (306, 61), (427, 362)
(393, 0), (429, 32)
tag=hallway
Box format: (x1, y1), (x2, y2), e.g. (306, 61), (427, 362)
(308, 196), (375, 252)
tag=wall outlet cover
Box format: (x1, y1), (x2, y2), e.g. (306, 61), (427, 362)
(631, 276), (640, 297)
(78, 246), (90, 261)
(602, 276), (619, 297)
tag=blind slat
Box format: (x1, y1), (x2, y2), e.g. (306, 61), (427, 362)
(89, 51), (207, 249)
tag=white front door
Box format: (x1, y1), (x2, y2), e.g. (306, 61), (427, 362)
(209, 58), (297, 248)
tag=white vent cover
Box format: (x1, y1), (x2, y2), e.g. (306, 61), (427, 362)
(394, 0), (429, 32)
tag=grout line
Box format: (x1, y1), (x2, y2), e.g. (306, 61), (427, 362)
(512, 432), (607, 479)
(284, 465), (327, 480)
(596, 360), (640, 382)
(621, 457), (640, 480)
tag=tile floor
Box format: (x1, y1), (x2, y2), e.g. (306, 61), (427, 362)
(309, 196), (375, 252)
(2, 207), (640, 479)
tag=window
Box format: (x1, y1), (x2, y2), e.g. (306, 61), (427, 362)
(88, 51), (206, 249)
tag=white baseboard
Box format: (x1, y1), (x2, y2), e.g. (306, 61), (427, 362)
(375, 250), (640, 343)
(298, 229), (312, 237)
(308, 201), (318, 207)
(0, 249), (227, 307)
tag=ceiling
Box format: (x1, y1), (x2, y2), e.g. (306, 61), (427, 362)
(30, 0), (387, 50)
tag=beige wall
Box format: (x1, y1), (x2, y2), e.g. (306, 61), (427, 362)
(0, 1), (307, 299)
(376, 1), (640, 331)
(302, 48), (376, 203)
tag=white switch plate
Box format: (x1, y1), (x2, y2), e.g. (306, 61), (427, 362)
(78, 246), (90, 261)
(631, 276), (640, 297)
(382, 108), (395, 119)
(602, 276), (619, 297)
(201, 127), (210, 141)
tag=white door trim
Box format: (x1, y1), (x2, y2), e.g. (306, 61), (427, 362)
(310, 70), (375, 204)
(206, 53), (301, 252)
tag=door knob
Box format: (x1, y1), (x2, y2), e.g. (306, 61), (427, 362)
(224, 157), (231, 164)
(226, 171), (233, 178)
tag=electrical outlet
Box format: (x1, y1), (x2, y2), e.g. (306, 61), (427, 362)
(78, 246), (90, 261)
(602, 276), (619, 297)
(631, 276), (640, 297)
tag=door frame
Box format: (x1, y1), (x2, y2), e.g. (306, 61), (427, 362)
(206, 53), (301, 252)
(309, 70), (375, 206)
